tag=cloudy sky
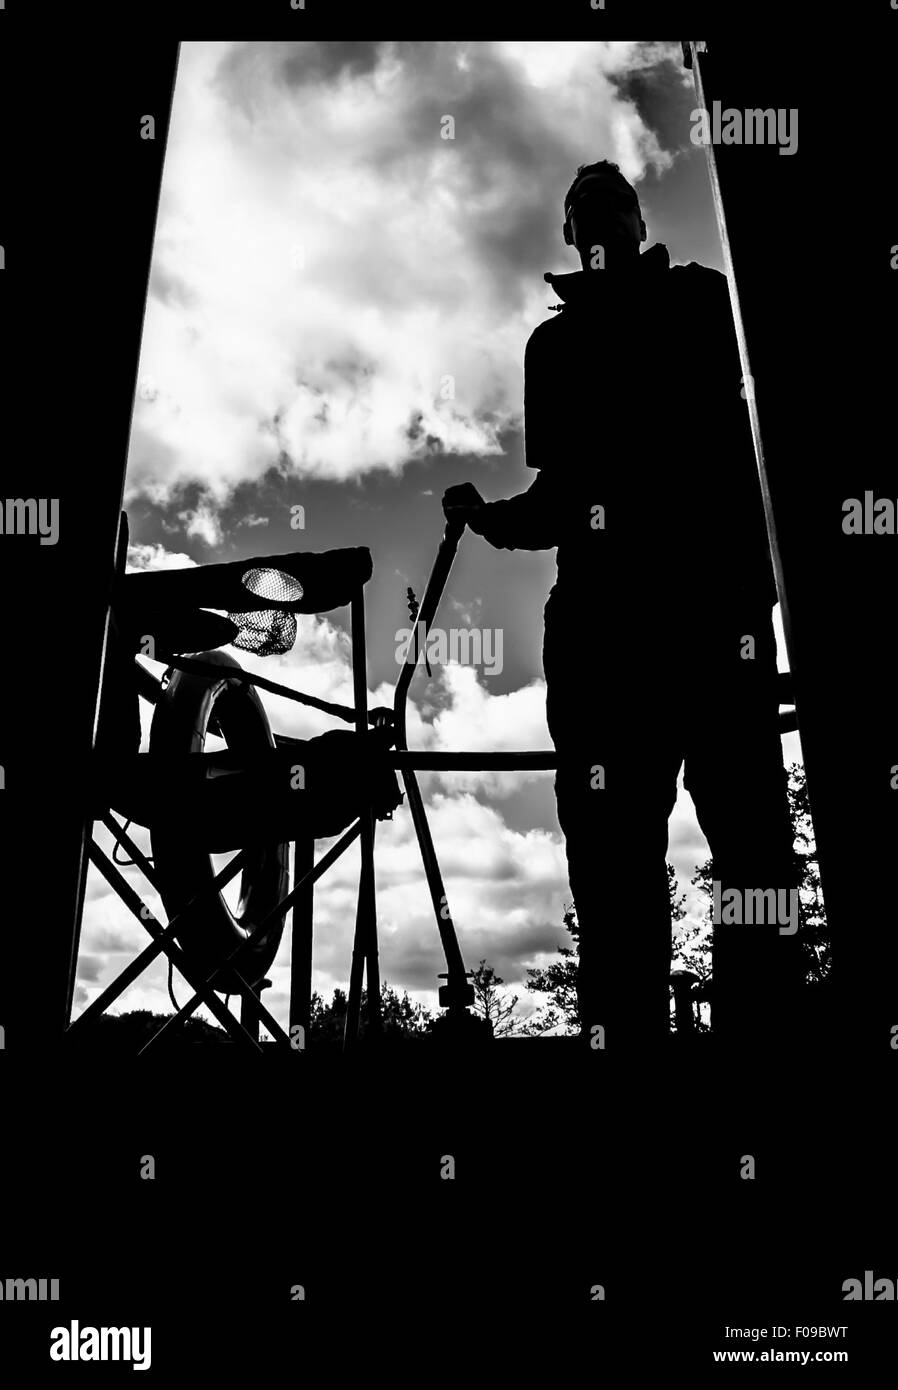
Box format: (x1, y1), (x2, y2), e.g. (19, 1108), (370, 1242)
(77, 39), (799, 1031)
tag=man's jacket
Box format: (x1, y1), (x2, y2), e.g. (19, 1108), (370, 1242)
(476, 243), (777, 616)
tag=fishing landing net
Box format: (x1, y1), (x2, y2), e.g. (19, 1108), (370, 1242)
(227, 566), (304, 657)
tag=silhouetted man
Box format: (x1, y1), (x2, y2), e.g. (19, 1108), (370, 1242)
(443, 160), (801, 1053)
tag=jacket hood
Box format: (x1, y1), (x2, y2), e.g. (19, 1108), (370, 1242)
(543, 242), (671, 308)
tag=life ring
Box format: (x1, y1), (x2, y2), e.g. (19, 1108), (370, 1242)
(148, 649), (289, 994)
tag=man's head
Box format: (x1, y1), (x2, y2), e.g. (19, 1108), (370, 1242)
(563, 160), (646, 268)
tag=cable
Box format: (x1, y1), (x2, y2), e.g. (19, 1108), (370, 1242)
(167, 956), (180, 1014)
(110, 818), (154, 869)
(112, 820), (135, 866)
(163, 654), (364, 725)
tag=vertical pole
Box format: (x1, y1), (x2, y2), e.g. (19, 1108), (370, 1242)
(685, 41), (826, 1040)
(0, 46), (182, 1055)
(289, 835), (315, 1050)
(67, 513), (132, 1029)
(689, 44), (795, 665)
(241, 983), (261, 1044)
(345, 903), (366, 1049)
(390, 520), (474, 1020)
(344, 589), (382, 1049)
(241, 978), (275, 1046)
(361, 810), (380, 1016)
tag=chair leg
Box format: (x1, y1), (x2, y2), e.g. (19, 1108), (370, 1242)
(142, 822), (361, 1051)
(345, 584), (381, 1047)
(289, 835), (315, 1048)
(362, 811), (381, 1034)
(241, 976), (275, 1045)
(241, 982), (261, 1043)
(85, 840), (263, 1052)
(344, 808), (379, 1047)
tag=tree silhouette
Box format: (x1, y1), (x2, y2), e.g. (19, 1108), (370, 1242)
(786, 760), (830, 982)
(469, 959), (523, 1037)
(309, 983), (433, 1043)
(521, 905), (580, 1036)
(71, 1008), (233, 1051)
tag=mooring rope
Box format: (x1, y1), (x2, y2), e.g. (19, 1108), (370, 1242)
(156, 654), (368, 726)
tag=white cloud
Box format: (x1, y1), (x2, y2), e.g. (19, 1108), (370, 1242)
(127, 39), (679, 520)
(126, 543), (198, 572)
(178, 501), (225, 547)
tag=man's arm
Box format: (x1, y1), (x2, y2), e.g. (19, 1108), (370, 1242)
(442, 473), (560, 550)
(441, 326), (562, 551)
(470, 471), (561, 551)
(522, 322), (558, 474)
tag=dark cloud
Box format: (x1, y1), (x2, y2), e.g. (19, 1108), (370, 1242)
(281, 40), (384, 87)
(609, 46), (699, 162)
(213, 40), (678, 314)
(149, 264), (197, 310)
(364, 42), (575, 300)
(370, 908), (571, 997)
(215, 40), (384, 115)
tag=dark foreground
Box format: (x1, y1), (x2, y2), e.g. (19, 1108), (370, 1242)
(1, 1032), (894, 1374)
